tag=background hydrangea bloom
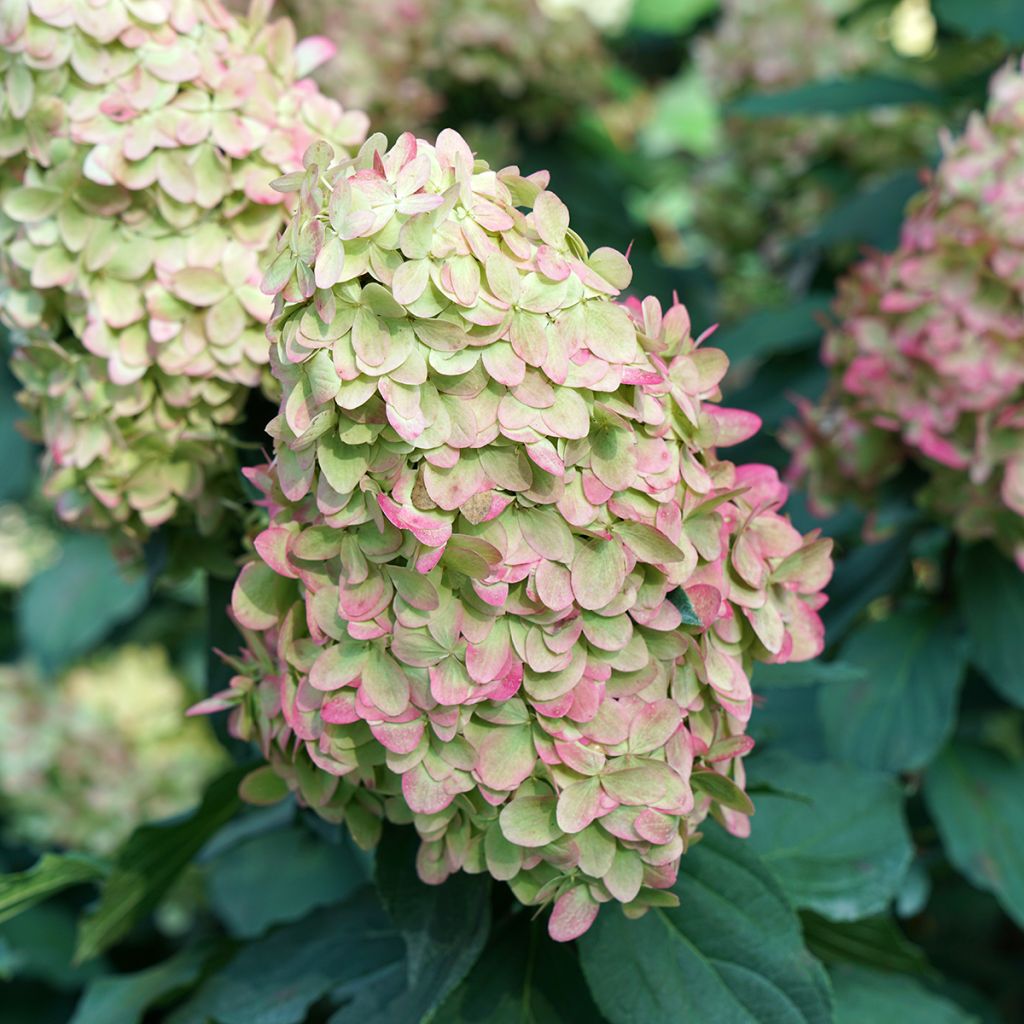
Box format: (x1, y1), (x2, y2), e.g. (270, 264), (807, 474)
(784, 58), (1024, 570)
(633, 0), (939, 318)
(0, 645), (225, 855)
(202, 131), (833, 941)
(0, 0), (367, 537)
(277, 0), (609, 143)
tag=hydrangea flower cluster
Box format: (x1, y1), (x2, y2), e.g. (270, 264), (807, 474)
(0, 646), (225, 855)
(278, 0), (607, 140)
(0, 0), (368, 536)
(202, 131), (833, 940)
(636, 0), (937, 317)
(784, 59), (1024, 569)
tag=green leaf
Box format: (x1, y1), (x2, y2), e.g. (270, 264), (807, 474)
(831, 965), (978, 1024)
(729, 76), (942, 117)
(0, 854), (108, 927)
(0, 358), (34, 502)
(957, 543), (1024, 708)
(629, 0), (718, 33)
(668, 588), (702, 627)
(801, 913), (932, 976)
(820, 608), (967, 773)
(70, 949), (208, 1024)
(357, 826), (491, 1024)
(812, 171), (926, 250)
(435, 917), (610, 1024)
(0, 904), (106, 989)
(75, 767), (246, 962)
(206, 824), (369, 939)
(924, 742), (1024, 929)
(753, 659), (866, 689)
(745, 753), (912, 920)
(17, 533), (150, 673)
(578, 825), (832, 1024)
(640, 70), (722, 158)
(168, 891), (403, 1024)
(933, 0), (1024, 42)
(713, 296), (830, 364)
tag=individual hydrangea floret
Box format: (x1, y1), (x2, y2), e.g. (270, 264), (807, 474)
(201, 131), (832, 940)
(279, 0), (608, 139)
(0, 646), (226, 855)
(784, 58), (1024, 569)
(0, 0), (368, 537)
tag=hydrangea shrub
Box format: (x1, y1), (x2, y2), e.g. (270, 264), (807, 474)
(0, 645), (225, 855)
(784, 59), (1024, 569)
(201, 131), (833, 940)
(0, 0), (367, 537)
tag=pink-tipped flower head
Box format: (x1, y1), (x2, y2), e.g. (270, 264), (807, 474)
(208, 131), (832, 940)
(0, 0), (368, 538)
(783, 58), (1024, 569)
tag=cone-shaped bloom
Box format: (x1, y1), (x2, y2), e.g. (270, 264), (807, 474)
(0, 0), (368, 537)
(784, 59), (1024, 570)
(203, 131), (832, 940)
(0, 646), (225, 855)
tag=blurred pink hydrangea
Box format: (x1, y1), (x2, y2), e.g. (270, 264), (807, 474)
(784, 58), (1024, 569)
(199, 131), (833, 941)
(277, 0), (608, 141)
(0, 0), (367, 537)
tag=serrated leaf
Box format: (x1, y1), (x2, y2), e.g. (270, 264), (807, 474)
(957, 543), (1024, 708)
(924, 742), (1024, 929)
(745, 753), (912, 920)
(579, 825), (832, 1024)
(75, 768), (246, 962)
(820, 608), (967, 773)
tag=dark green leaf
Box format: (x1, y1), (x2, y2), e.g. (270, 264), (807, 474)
(730, 76), (942, 117)
(820, 608), (967, 773)
(206, 824), (368, 939)
(0, 357), (35, 502)
(435, 917), (609, 1024)
(349, 826), (490, 1024)
(753, 659), (866, 688)
(934, 0), (1024, 42)
(168, 891), (403, 1024)
(957, 543), (1024, 708)
(832, 965), (978, 1024)
(745, 752), (912, 920)
(0, 854), (107, 926)
(17, 534), (149, 673)
(628, 0), (718, 33)
(714, 296), (830, 364)
(924, 742), (1024, 928)
(801, 913), (931, 976)
(668, 588), (702, 627)
(75, 767), (246, 962)
(579, 825), (832, 1024)
(70, 949), (208, 1024)
(0, 905), (105, 989)
(812, 171), (927, 250)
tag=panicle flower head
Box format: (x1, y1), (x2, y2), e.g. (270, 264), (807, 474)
(0, 645), (226, 855)
(204, 130), (833, 940)
(0, 0), (368, 537)
(278, 0), (608, 139)
(783, 58), (1024, 569)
